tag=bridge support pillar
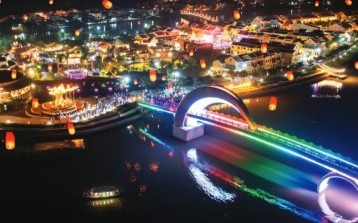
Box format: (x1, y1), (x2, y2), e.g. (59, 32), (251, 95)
(173, 123), (204, 141)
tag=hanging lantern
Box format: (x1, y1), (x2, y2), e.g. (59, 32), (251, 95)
(268, 96), (277, 111)
(11, 69), (17, 79)
(286, 70), (294, 81)
(75, 29), (81, 36)
(355, 61), (358, 70)
(149, 70), (157, 82)
(23, 14), (28, 21)
(168, 82), (173, 91)
(32, 98), (39, 108)
(49, 0), (54, 5)
(47, 64), (53, 72)
(67, 122), (76, 135)
(345, 0), (352, 6)
(5, 131), (15, 150)
(200, 59), (206, 69)
(102, 0), (113, 9)
(314, 0), (319, 7)
(233, 9), (240, 20)
(133, 79), (138, 85)
(189, 48), (195, 56)
(261, 43), (268, 54)
(161, 75), (167, 81)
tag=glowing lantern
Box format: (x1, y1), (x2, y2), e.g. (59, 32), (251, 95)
(5, 131), (15, 150)
(268, 96), (277, 111)
(314, 0), (319, 7)
(102, 0), (113, 9)
(286, 70), (294, 81)
(355, 61), (358, 70)
(261, 43), (268, 54)
(11, 69), (17, 79)
(149, 70), (157, 82)
(23, 14), (28, 21)
(47, 64), (52, 72)
(345, 0), (352, 5)
(161, 75), (167, 81)
(199, 59), (206, 69)
(32, 98), (39, 108)
(189, 48), (195, 56)
(49, 0), (54, 5)
(233, 9), (240, 20)
(167, 82), (173, 91)
(75, 29), (81, 36)
(67, 122), (75, 135)
(133, 79), (138, 85)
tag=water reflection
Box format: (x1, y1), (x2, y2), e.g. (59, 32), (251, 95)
(33, 139), (85, 151)
(88, 198), (123, 209)
(312, 80), (343, 98)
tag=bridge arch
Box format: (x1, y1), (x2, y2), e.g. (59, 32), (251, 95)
(174, 85), (255, 130)
(318, 171), (358, 193)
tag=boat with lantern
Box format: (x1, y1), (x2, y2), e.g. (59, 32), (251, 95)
(83, 186), (121, 199)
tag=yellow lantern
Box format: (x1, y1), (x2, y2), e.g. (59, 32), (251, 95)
(261, 43), (268, 54)
(102, 0), (113, 9)
(11, 69), (17, 79)
(189, 49), (195, 56)
(233, 10), (240, 20)
(48, 64), (53, 72)
(149, 70), (157, 82)
(75, 29), (81, 36)
(67, 122), (76, 135)
(32, 98), (39, 108)
(268, 96), (277, 111)
(134, 79), (138, 85)
(49, 0), (54, 5)
(23, 14), (28, 21)
(345, 0), (352, 5)
(5, 131), (15, 150)
(315, 0), (319, 7)
(200, 59), (206, 69)
(355, 61), (358, 70)
(286, 70), (294, 81)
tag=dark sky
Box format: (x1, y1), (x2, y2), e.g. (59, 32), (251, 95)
(0, 0), (138, 16)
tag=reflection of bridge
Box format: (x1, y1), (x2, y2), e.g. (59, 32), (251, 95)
(138, 85), (358, 194)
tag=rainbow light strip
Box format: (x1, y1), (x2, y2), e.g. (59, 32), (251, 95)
(139, 128), (174, 152)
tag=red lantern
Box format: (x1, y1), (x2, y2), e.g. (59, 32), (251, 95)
(133, 79), (138, 85)
(5, 131), (15, 150)
(32, 98), (39, 108)
(11, 69), (17, 79)
(23, 14), (28, 21)
(102, 0), (113, 9)
(233, 10), (240, 20)
(268, 96), (277, 111)
(168, 82), (173, 91)
(49, 0), (54, 5)
(161, 75), (167, 81)
(200, 59), (206, 69)
(47, 64), (53, 72)
(149, 70), (157, 82)
(67, 122), (76, 135)
(261, 43), (268, 54)
(345, 0), (352, 6)
(314, 0), (319, 7)
(355, 61), (358, 70)
(75, 29), (81, 37)
(286, 70), (294, 81)
(189, 49), (195, 56)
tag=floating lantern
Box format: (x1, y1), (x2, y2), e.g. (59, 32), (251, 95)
(261, 43), (268, 54)
(11, 69), (17, 79)
(167, 82), (173, 91)
(315, 0), (319, 7)
(268, 96), (277, 111)
(161, 75), (167, 81)
(102, 0), (113, 9)
(199, 59), (206, 69)
(345, 0), (352, 6)
(67, 122), (75, 135)
(32, 98), (39, 108)
(23, 14), (28, 21)
(286, 70), (294, 81)
(189, 48), (195, 56)
(47, 64), (52, 72)
(133, 79), (138, 85)
(5, 131), (15, 150)
(149, 70), (157, 82)
(49, 0), (54, 5)
(149, 162), (160, 172)
(233, 9), (240, 20)
(355, 61), (358, 70)
(75, 29), (81, 36)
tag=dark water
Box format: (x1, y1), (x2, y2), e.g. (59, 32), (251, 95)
(1, 74), (358, 222)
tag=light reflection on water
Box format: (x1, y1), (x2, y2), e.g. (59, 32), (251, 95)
(33, 139), (85, 151)
(88, 198), (123, 209)
(311, 79), (343, 99)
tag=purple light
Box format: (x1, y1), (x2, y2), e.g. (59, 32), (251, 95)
(76, 88), (81, 93)
(94, 88), (99, 93)
(108, 87), (113, 92)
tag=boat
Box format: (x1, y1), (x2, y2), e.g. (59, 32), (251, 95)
(83, 186), (121, 199)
